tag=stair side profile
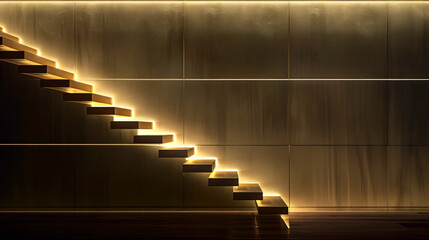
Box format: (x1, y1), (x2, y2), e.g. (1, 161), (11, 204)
(0, 27), (288, 221)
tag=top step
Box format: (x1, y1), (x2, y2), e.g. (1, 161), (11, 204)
(0, 37), (38, 55)
(0, 30), (20, 42)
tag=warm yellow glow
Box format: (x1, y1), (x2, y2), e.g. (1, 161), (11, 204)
(185, 157), (217, 161)
(214, 169), (239, 172)
(263, 193), (281, 197)
(280, 215), (290, 229)
(0, 1), (428, 3)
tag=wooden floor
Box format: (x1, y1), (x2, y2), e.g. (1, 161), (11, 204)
(0, 211), (429, 239)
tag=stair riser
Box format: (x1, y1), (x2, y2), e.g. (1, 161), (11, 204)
(134, 135), (174, 144)
(111, 122), (153, 130)
(159, 148), (195, 158)
(183, 165), (215, 172)
(233, 193), (263, 200)
(257, 207), (288, 215)
(208, 179), (239, 186)
(87, 107), (132, 117)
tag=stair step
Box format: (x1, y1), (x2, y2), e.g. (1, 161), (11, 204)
(159, 147), (195, 158)
(183, 159), (216, 172)
(233, 183), (263, 200)
(134, 134), (174, 144)
(40, 79), (93, 93)
(0, 51), (55, 67)
(256, 196), (288, 215)
(87, 107), (132, 117)
(0, 30), (20, 42)
(18, 65), (74, 80)
(63, 93), (112, 105)
(208, 171), (239, 186)
(0, 37), (38, 55)
(111, 121), (153, 130)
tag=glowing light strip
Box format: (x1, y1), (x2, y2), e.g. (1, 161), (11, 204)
(0, 1), (428, 3)
(80, 78), (429, 81)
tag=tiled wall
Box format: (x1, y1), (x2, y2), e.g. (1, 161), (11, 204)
(0, 2), (428, 209)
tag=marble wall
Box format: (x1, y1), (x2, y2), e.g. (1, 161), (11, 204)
(0, 2), (428, 209)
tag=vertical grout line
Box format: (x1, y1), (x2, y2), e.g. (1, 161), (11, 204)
(74, 1), (77, 76)
(182, 2), (186, 209)
(288, 1), (291, 81)
(182, 2), (186, 146)
(288, 1), (291, 207)
(73, 145), (76, 213)
(382, 19), (389, 205)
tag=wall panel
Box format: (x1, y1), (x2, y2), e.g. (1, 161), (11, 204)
(184, 2), (289, 79)
(388, 3), (429, 79)
(388, 146), (429, 207)
(290, 146), (387, 207)
(290, 2), (387, 79)
(0, 146), (75, 208)
(289, 81), (387, 145)
(75, 3), (183, 79)
(388, 81), (429, 145)
(184, 81), (288, 145)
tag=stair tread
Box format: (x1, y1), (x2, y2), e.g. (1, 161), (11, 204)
(184, 159), (216, 166)
(233, 183), (263, 200)
(209, 171), (238, 179)
(161, 147), (194, 150)
(159, 147), (195, 158)
(0, 31), (20, 42)
(234, 183), (262, 194)
(0, 51), (55, 67)
(183, 159), (216, 172)
(256, 196), (288, 214)
(19, 65), (74, 80)
(111, 121), (153, 129)
(208, 171), (239, 186)
(0, 37), (38, 55)
(87, 107), (132, 117)
(63, 93), (112, 105)
(40, 79), (93, 93)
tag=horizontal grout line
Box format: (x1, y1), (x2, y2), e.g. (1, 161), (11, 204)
(290, 206), (429, 209)
(0, 1), (427, 3)
(81, 78), (429, 81)
(1, 144), (429, 147)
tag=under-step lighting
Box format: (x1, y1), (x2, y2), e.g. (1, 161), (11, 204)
(0, 1), (428, 3)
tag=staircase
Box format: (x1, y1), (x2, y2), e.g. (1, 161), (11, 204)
(0, 26), (288, 219)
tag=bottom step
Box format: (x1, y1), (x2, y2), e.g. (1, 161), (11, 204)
(256, 196), (288, 215)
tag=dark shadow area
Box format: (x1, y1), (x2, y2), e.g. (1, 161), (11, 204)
(0, 61), (136, 144)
